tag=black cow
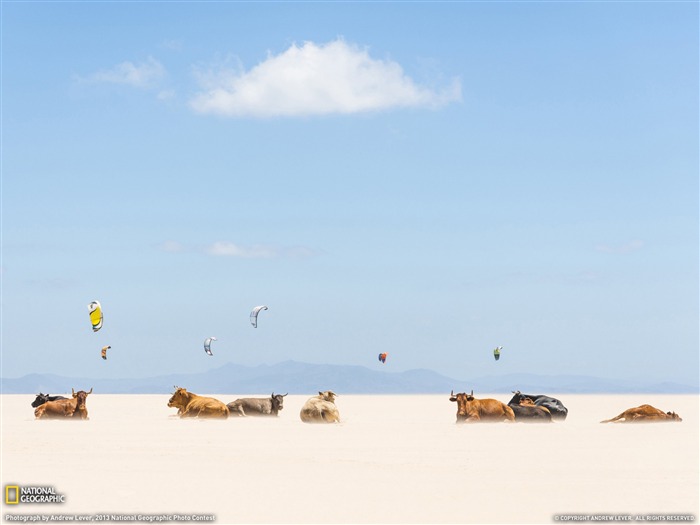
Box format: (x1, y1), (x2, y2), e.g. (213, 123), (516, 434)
(506, 395), (552, 422)
(31, 393), (68, 408)
(508, 391), (568, 420)
(227, 393), (288, 417)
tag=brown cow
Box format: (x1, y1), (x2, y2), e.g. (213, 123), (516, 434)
(600, 404), (682, 423)
(449, 390), (515, 423)
(521, 397), (552, 416)
(510, 396), (552, 422)
(167, 387), (229, 419)
(34, 388), (92, 420)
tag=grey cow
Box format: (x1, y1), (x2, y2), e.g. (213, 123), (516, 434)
(227, 393), (287, 417)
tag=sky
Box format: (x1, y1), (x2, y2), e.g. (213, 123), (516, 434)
(1, 1), (698, 388)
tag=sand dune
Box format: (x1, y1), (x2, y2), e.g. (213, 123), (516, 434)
(2, 393), (697, 524)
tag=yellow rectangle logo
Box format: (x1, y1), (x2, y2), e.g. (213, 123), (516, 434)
(5, 485), (19, 504)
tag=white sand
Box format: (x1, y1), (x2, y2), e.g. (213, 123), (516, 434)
(1, 393), (698, 524)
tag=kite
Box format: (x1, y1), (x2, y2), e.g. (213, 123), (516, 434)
(88, 301), (103, 332)
(493, 346), (502, 361)
(378, 352), (388, 364)
(204, 337), (217, 356)
(101, 345), (111, 360)
(250, 305), (268, 328)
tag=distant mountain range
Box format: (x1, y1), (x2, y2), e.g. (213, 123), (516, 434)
(1, 361), (696, 395)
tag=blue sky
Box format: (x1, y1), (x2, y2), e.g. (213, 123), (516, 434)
(2, 1), (698, 387)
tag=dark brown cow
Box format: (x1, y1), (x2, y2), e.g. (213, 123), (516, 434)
(600, 404), (682, 423)
(449, 390), (515, 423)
(508, 396), (552, 422)
(34, 388), (92, 420)
(168, 387), (229, 419)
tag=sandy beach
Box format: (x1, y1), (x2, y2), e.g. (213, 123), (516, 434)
(1, 393), (697, 524)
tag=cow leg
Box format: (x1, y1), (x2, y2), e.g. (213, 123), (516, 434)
(600, 412), (625, 423)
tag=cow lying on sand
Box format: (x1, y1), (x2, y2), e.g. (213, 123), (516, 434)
(449, 390), (515, 423)
(507, 395), (552, 422)
(509, 391), (568, 420)
(228, 393), (287, 416)
(31, 393), (68, 408)
(168, 387), (229, 419)
(600, 404), (682, 423)
(300, 391), (340, 423)
(34, 388), (92, 420)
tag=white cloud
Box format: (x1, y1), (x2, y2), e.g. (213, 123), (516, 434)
(190, 39), (461, 117)
(157, 89), (177, 101)
(158, 240), (315, 259)
(595, 240), (644, 254)
(157, 240), (186, 253)
(206, 241), (278, 258)
(82, 57), (166, 88)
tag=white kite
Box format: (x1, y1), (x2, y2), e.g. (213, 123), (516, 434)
(250, 305), (268, 328)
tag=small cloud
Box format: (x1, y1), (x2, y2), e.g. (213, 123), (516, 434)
(79, 57), (166, 88)
(190, 39), (461, 118)
(160, 39), (183, 51)
(157, 89), (176, 101)
(206, 241), (278, 258)
(595, 240), (644, 254)
(158, 240), (316, 259)
(157, 240), (186, 253)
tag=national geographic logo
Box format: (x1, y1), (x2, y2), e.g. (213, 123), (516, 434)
(4, 485), (66, 504)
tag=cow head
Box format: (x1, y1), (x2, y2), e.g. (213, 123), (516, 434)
(449, 390), (475, 421)
(71, 388), (92, 410)
(168, 387), (189, 408)
(318, 391), (337, 403)
(271, 393), (288, 411)
(32, 393), (50, 408)
(507, 391), (524, 405)
(666, 411), (682, 422)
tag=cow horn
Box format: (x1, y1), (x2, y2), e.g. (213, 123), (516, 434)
(470, 389), (474, 396)
(450, 390), (454, 397)
(282, 393), (288, 397)
(72, 388), (75, 396)
(87, 387), (93, 394)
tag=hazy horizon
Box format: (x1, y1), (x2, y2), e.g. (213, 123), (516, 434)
(2, 360), (696, 395)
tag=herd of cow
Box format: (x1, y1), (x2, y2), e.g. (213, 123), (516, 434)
(30, 388), (683, 424)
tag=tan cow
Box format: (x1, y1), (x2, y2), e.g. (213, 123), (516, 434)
(300, 391), (340, 423)
(521, 397), (552, 416)
(449, 390), (515, 423)
(600, 404), (682, 423)
(34, 388), (92, 420)
(167, 387), (229, 419)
